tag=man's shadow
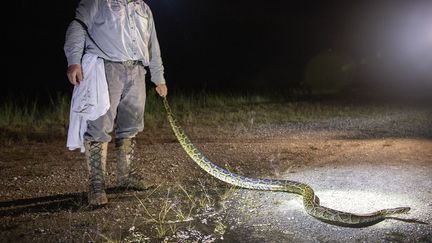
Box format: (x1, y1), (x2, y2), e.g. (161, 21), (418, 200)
(0, 187), (136, 217)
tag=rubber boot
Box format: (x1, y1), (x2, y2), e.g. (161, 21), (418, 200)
(116, 138), (151, 190)
(84, 140), (108, 207)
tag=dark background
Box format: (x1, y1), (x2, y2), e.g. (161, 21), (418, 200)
(4, 0), (432, 102)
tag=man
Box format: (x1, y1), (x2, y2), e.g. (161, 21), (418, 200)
(64, 0), (167, 207)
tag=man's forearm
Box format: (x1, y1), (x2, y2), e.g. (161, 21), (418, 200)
(148, 46), (166, 85)
(64, 20), (86, 66)
(148, 14), (166, 86)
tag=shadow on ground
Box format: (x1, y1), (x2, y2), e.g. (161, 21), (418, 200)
(0, 187), (143, 217)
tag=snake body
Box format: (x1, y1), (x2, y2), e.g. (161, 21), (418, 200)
(163, 98), (410, 226)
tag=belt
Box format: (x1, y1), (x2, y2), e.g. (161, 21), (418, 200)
(105, 60), (142, 67)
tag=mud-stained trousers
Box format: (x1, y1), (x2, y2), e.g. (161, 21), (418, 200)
(84, 61), (147, 142)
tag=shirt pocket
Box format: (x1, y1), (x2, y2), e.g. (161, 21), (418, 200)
(135, 3), (149, 19)
(107, 0), (125, 16)
(135, 4), (150, 29)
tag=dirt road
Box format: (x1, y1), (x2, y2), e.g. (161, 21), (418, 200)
(0, 105), (431, 242)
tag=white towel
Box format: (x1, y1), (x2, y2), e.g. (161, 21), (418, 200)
(66, 53), (110, 153)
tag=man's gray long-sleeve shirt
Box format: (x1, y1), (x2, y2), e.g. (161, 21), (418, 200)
(64, 0), (165, 85)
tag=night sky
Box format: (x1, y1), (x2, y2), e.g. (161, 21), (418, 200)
(5, 0), (432, 99)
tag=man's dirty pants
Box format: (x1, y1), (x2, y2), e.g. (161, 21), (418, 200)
(84, 61), (146, 142)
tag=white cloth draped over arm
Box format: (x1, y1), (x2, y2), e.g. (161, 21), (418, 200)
(67, 53), (110, 153)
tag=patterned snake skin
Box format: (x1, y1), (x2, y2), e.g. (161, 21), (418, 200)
(163, 97), (410, 225)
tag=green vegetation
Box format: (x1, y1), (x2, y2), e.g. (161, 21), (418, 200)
(0, 93), (70, 137)
(0, 90), (398, 138)
(97, 179), (237, 242)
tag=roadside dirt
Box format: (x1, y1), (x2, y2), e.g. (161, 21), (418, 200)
(0, 106), (431, 242)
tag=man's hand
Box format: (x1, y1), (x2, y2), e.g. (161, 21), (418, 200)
(67, 64), (83, 86)
(155, 84), (168, 97)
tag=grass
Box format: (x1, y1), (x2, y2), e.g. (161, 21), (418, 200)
(0, 89), (400, 139)
(0, 92), (70, 134)
(106, 178), (239, 242)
